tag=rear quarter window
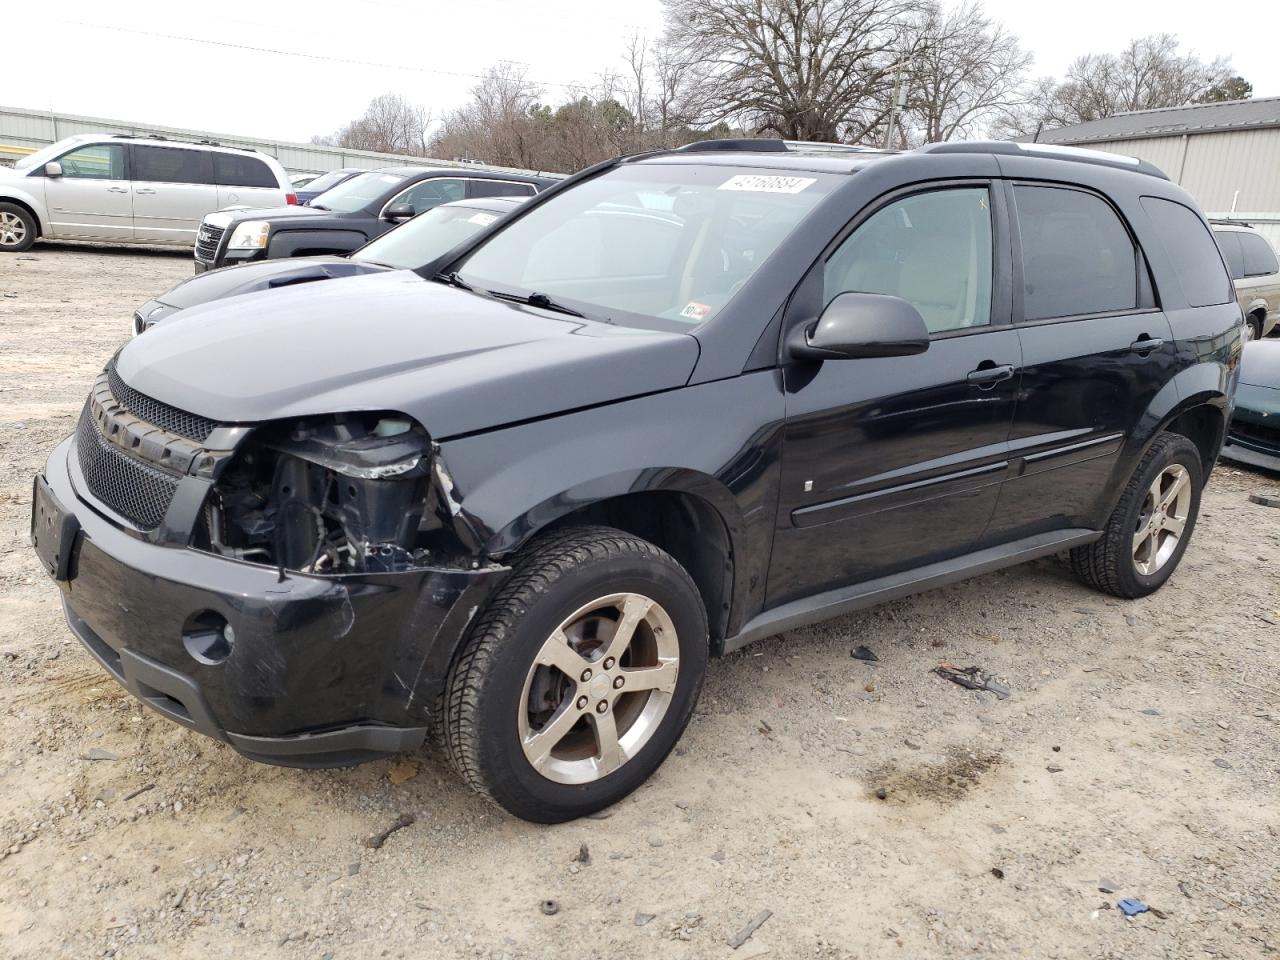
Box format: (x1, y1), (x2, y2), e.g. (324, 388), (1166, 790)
(1239, 231), (1280, 277)
(213, 154), (279, 189)
(1214, 230), (1246, 280)
(1140, 197), (1233, 307)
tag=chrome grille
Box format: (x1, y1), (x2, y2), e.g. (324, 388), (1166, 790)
(195, 223), (224, 262)
(107, 363), (217, 443)
(76, 404), (182, 529)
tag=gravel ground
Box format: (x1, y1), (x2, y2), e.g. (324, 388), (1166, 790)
(1, 244), (1279, 960)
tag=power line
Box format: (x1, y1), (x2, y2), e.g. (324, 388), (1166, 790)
(53, 19), (593, 91)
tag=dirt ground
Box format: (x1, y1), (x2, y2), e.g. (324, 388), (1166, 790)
(1, 244), (1278, 960)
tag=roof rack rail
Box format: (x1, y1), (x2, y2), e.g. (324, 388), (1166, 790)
(675, 138), (789, 153)
(918, 141), (1169, 179)
(109, 132), (254, 152)
(783, 140), (889, 154)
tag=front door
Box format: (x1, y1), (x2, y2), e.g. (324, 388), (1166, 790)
(768, 184), (1020, 607)
(988, 183), (1177, 543)
(42, 142), (132, 241)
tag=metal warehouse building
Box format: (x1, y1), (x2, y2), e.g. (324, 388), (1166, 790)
(1033, 97), (1280, 248)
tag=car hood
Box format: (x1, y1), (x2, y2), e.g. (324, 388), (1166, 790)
(215, 204), (330, 225)
(115, 271), (700, 439)
(1240, 339), (1280, 388)
(155, 256), (389, 310)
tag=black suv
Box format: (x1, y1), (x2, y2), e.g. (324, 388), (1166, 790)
(31, 139), (1241, 823)
(193, 166), (555, 272)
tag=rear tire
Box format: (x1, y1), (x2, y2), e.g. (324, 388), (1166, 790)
(1246, 314), (1262, 342)
(0, 203), (36, 252)
(1070, 434), (1203, 598)
(440, 525), (708, 823)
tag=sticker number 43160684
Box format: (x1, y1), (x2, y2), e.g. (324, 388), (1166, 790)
(718, 174), (816, 194)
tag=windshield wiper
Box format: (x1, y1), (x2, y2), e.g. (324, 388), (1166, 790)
(434, 271), (473, 291)
(488, 290), (586, 318)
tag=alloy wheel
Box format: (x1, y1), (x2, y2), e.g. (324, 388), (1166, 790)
(0, 211), (27, 248)
(518, 593), (679, 785)
(1132, 463), (1191, 575)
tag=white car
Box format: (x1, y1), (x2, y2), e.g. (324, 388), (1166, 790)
(0, 134), (294, 252)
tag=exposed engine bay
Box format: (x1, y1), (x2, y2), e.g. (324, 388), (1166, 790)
(202, 413), (466, 574)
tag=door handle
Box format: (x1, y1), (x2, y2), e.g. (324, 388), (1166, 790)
(1129, 336), (1164, 354)
(134, 188), (156, 195)
(966, 363), (1015, 388)
(107, 186), (129, 193)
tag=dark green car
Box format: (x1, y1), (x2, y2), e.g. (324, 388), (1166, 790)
(1222, 339), (1280, 471)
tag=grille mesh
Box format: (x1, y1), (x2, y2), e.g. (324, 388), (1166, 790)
(107, 364), (217, 443)
(76, 405), (181, 529)
(195, 223), (224, 263)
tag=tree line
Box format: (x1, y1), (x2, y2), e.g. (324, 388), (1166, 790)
(310, 0), (1251, 173)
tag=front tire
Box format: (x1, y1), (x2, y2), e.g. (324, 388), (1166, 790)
(1070, 433), (1203, 598)
(0, 203), (36, 252)
(1245, 314), (1262, 342)
(440, 526), (708, 823)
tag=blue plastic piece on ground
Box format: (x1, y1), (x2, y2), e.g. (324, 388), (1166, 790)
(1117, 898), (1149, 917)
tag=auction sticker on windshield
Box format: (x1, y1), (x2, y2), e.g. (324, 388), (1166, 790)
(718, 174), (816, 194)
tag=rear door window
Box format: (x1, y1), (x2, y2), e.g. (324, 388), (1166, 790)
(132, 145), (213, 185)
(1239, 231), (1280, 277)
(468, 179), (536, 199)
(213, 153), (278, 188)
(392, 178), (466, 213)
(1014, 185), (1138, 321)
(1215, 230), (1246, 280)
(1140, 197), (1234, 307)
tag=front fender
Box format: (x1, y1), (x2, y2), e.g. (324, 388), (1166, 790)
(267, 229), (368, 259)
(0, 183), (48, 233)
(435, 372), (787, 633)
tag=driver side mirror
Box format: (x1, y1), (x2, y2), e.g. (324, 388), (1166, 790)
(44, 161), (63, 178)
(384, 203), (415, 223)
(787, 292), (930, 360)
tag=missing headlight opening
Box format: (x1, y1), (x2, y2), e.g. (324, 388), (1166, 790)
(202, 413), (463, 575)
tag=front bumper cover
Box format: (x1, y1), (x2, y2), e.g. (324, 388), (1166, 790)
(37, 435), (509, 767)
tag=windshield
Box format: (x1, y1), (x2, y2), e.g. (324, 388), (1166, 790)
(355, 203), (510, 269)
(455, 163), (835, 330)
(305, 169), (359, 196)
(308, 170), (405, 212)
(14, 138), (87, 171)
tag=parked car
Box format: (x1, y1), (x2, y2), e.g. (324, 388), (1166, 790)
(32, 139), (1240, 823)
(289, 172), (320, 189)
(0, 134), (294, 252)
(192, 167), (554, 272)
(295, 167), (368, 206)
(1221, 339), (1280, 470)
(132, 196), (525, 334)
(1211, 221), (1280, 340)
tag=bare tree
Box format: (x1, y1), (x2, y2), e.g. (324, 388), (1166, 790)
(661, 0), (929, 143)
(903, 2), (1032, 144)
(1042, 35), (1238, 127)
(315, 93), (432, 155)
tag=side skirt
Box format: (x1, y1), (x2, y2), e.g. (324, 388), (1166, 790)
(723, 528), (1101, 654)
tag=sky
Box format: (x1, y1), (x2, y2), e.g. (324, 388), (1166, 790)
(6, 0), (1276, 145)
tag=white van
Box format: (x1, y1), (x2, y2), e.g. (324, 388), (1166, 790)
(0, 134), (294, 252)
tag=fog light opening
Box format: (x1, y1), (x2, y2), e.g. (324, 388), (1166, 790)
(182, 610), (235, 665)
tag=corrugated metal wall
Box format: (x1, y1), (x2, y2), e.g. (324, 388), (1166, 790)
(0, 104), (558, 178)
(1078, 130), (1280, 248)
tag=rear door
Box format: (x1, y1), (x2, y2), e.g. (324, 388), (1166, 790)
(41, 142), (132, 241)
(214, 153), (286, 210)
(988, 182), (1175, 542)
(1237, 230), (1280, 336)
(130, 145), (219, 244)
(767, 183), (1021, 606)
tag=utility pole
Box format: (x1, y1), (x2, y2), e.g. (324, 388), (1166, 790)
(883, 61), (909, 150)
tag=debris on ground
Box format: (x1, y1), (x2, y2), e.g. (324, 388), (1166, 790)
(728, 910), (773, 949)
(668, 913), (703, 941)
(1117, 898), (1149, 917)
(851, 645), (879, 662)
(1098, 879), (1119, 894)
(634, 912), (656, 926)
(81, 747), (117, 761)
(540, 899), (560, 916)
(990, 867), (1004, 879)
(932, 663), (1010, 699)
(122, 783), (155, 801)
(875, 787), (887, 800)
(1248, 492), (1280, 508)
(573, 842), (590, 865)
(387, 759), (419, 784)
(363, 813), (415, 849)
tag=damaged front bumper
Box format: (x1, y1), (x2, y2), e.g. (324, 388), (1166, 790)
(35, 436), (509, 767)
